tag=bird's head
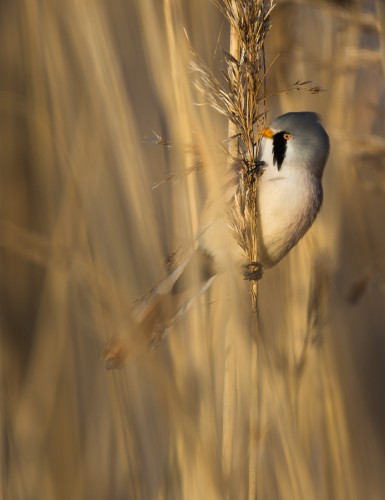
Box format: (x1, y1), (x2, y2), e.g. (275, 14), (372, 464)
(259, 112), (330, 179)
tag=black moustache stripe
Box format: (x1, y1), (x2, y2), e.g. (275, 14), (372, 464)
(272, 131), (288, 171)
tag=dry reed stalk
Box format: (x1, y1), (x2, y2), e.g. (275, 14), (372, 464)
(192, 0), (274, 311)
(221, 7), (240, 486)
(192, 1), (273, 497)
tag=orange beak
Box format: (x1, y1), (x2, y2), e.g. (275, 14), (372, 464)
(259, 127), (274, 139)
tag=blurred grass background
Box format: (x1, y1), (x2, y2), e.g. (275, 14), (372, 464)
(1, 0), (385, 499)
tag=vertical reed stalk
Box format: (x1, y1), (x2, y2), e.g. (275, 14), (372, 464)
(192, 1), (273, 495)
(221, 6), (240, 485)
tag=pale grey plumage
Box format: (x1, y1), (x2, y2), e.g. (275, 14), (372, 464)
(268, 112), (329, 178)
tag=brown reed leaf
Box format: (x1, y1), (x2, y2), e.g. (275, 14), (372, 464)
(347, 259), (385, 305)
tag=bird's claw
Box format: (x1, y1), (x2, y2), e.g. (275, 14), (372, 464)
(247, 160), (265, 177)
(243, 261), (263, 281)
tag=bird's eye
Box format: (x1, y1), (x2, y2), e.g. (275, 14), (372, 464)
(283, 133), (292, 140)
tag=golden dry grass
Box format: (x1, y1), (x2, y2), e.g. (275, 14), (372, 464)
(1, 1), (385, 499)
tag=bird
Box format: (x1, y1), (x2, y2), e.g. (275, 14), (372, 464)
(102, 111), (330, 368)
(257, 111), (330, 265)
(199, 111), (330, 278)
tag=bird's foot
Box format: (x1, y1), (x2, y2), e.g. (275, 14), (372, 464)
(247, 160), (265, 177)
(243, 261), (263, 281)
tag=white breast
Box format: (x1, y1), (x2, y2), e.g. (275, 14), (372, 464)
(199, 141), (322, 272)
(258, 144), (322, 267)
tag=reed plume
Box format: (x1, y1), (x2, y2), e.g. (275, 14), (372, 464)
(192, 0), (274, 311)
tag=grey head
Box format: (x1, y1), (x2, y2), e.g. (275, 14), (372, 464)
(268, 112), (330, 179)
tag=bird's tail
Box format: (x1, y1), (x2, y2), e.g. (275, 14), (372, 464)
(101, 247), (216, 369)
